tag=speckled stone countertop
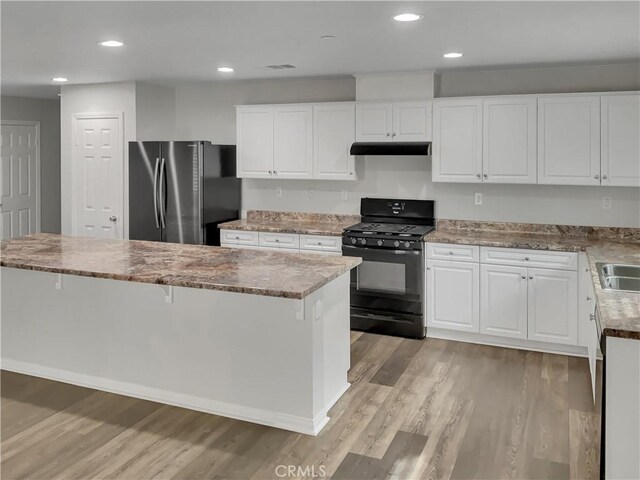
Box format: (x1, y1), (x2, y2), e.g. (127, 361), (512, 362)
(425, 220), (640, 341)
(0, 234), (361, 300)
(219, 210), (360, 237)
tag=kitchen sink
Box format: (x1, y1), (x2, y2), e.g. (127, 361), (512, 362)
(596, 263), (640, 293)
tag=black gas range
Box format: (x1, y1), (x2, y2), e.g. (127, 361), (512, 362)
(342, 198), (435, 339)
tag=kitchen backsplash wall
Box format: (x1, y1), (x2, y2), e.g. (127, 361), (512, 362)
(171, 62), (640, 228)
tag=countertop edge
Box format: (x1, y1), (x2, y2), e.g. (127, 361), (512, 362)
(218, 222), (348, 237)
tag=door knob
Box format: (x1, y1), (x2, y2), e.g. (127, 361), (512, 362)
(109, 216), (117, 222)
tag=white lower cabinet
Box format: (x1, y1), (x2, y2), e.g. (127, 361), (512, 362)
(426, 260), (479, 333)
(221, 229), (341, 255)
(527, 267), (578, 345)
(426, 242), (580, 351)
(480, 264), (528, 339)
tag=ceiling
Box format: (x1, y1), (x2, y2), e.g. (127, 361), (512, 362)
(2, 1), (639, 98)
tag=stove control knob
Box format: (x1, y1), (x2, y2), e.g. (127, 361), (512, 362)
(404, 241), (411, 248)
(350, 237), (357, 245)
(359, 238), (367, 245)
(377, 239), (384, 247)
(393, 240), (400, 248)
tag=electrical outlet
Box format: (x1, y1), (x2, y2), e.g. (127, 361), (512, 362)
(308, 188), (316, 198)
(341, 190), (348, 201)
(275, 187), (282, 198)
(602, 196), (612, 210)
(474, 193), (483, 205)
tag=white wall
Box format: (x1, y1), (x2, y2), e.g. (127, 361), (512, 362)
(136, 82), (176, 140)
(1, 95), (62, 233)
(60, 81), (136, 235)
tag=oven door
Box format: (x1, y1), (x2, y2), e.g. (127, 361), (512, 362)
(342, 244), (424, 337)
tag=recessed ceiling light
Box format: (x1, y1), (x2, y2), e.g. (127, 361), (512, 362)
(321, 35), (335, 40)
(99, 40), (124, 47)
(217, 66), (234, 73)
(443, 52), (463, 58)
(393, 13), (423, 22)
(52, 77), (68, 82)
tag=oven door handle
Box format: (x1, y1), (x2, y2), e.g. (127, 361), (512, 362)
(342, 245), (419, 255)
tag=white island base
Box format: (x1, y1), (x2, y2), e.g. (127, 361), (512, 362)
(1, 268), (351, 435)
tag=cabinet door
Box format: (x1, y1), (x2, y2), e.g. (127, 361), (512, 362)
(538, 96), (600, 185)
(527, 268), (578, 345)
(426, 260), (480, 333)
(392, 101), (432, 142)
(483, 97), (537, 184)
(355, 103), (393, 142)
(236, 106), (274, 178)
(313, 103), (356, 180)
(480, 264), (528, 339)
(273, 104), (313, 179)
(432, 99), (483, 183)
(601, 94), (640, 187)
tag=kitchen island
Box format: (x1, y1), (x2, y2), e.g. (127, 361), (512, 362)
(0, 234), (361, 435)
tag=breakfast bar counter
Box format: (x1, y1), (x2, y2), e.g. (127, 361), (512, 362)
(1, 234), (361, 435)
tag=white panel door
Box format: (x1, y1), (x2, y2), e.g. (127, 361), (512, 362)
(236, 106), (274, 178)
(601, 94), (640, 187)
(480, 264), (528, 339)
(432, 99), (483, 183)
(392, 101), (432, 142)
(527, 267), (578, 345)
(426, 259), (480, 333)
(538, 96), (601, 185)
(313, 103), (356, 180)
(273, 104), (313, 179)
(0, 121), (39, 240)
(355, 103), (393, 142)
(483, 97), (537, 184)
(73, 115), (123, 239)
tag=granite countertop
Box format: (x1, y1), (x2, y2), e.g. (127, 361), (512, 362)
(219, 210), (360, 237)
(424, 220), (640, 341)
(0, 234), (361, 300)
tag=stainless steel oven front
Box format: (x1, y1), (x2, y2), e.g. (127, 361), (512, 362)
(342, 244), (425, 338)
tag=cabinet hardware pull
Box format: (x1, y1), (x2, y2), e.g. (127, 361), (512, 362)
(602, 175), (608, 179)
(386, 133), (391, 137)
(449, 251), (454, 255)
(392, 132), (397, 137)
(529, 275), (534, 279)
(268, 170), (272, 174)
(275, 239), (279, 242)
(426, 266), (431, 270)
(235, 236), (239, 240)
(483, 174), (488, 178)
(109, 216), (117, 222)
(587, 296), (592, 301)
(595, 175), (600, 179)
(349, 171), (354, 175)
(476, 173), (481, 178)
(521, 275), (526, 279)
(524, 257), (530, 261)
(589, 314), (595, 322)
(274, 170), (278, 175)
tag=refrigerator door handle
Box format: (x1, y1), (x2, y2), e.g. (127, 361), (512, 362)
(153, 157), (160, 229)
(159, 157), (167, 229)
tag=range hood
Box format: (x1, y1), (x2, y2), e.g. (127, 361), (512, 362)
(350, 142), (431, 156)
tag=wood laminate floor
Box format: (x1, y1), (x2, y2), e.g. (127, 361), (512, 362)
(1, 333), (601, 480)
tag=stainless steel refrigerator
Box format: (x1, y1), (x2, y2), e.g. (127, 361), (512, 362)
(129, 141), (241, 245)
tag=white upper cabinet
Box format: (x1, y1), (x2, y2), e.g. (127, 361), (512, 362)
(273, 104), (313, 179)
(236, 106), (274, 178)
(601, 93), (640, 187)
(356, 101), (432, 142)
(483, 97), (537, 184)
(538, 96), (601, 186)
(527, 267), (578, 345)
(355, 103), (393, 142)
(313, 103), (356, 180)
(392, 101), (432, 142)
(432, 98), (483, 183)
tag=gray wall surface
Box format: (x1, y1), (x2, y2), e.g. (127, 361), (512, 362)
(1, 95), (62, 233)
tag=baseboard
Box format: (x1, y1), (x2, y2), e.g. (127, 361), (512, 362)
(1, 358), (323, 436)
(426, 328), (589, 357)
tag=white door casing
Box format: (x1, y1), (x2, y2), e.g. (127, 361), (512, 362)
(0, 121), (40, 240)
(72, 113), (124, 239)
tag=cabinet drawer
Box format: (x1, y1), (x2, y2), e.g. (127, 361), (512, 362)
(299, 234), (342, 253)
(426, 243), (480, 262)
(220, 229), (259, 245)
(259, 232), (300, 249)
(481, 247), (578, 271)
